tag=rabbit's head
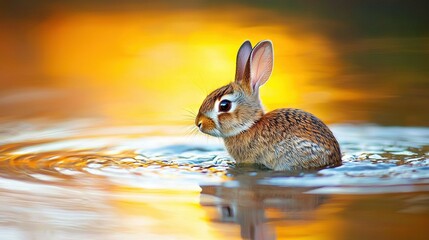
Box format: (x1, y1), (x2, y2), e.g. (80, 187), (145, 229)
(195, 40), (274, 137)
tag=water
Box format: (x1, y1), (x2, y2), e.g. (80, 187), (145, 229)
(0, 120), (428, 239)
(1, 1), (428, 239)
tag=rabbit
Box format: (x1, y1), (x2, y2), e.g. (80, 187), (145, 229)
(195, 40), (341, 171)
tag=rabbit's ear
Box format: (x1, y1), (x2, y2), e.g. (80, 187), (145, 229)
(235, 40), (252, 82)
(249, 40), (273, 93)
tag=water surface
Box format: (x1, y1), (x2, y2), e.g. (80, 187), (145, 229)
(0, 1), (428, 239)
(0, 121), (428, 239)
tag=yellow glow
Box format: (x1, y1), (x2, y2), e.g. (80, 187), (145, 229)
(29, 7), (356, 124)
(111, 186), (232, 239)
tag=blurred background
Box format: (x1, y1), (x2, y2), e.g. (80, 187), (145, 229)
(1, 0), (428, 126)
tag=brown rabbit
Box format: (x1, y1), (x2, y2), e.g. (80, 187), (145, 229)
(195, 40), (341, 170)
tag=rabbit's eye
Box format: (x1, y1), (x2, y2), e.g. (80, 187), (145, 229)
(219, 99), (232, 112)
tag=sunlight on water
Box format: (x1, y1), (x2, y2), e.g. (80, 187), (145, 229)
(2, 121), (428, 188)
(0, 120), (428, 239)
(1, 1), (428, 239)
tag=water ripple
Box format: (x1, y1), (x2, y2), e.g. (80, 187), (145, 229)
(0, 121), (428, 193)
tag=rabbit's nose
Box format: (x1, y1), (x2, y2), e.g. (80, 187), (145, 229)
(197, 121), (202, 129)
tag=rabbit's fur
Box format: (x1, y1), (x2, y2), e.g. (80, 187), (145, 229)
(195, 40), (341, 170)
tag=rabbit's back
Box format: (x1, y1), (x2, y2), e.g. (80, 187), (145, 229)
(224, 108), (341, 170)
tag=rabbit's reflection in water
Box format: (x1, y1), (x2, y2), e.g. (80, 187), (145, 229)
(200, 172), (328, 240)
